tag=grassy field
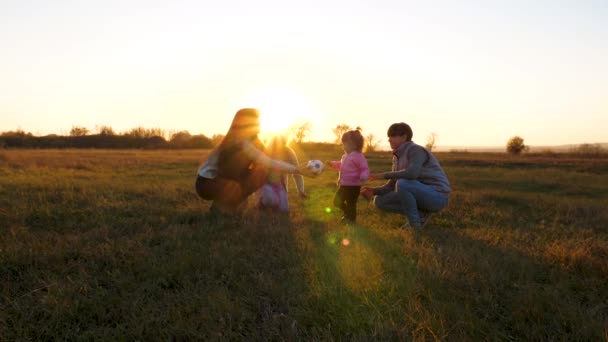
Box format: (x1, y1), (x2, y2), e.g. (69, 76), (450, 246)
(1, 148), (607, 340)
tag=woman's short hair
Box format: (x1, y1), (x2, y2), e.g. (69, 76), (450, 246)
(387, 122), (413, 141)
(341, 129), (365, 152)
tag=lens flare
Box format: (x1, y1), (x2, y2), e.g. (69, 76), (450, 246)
(325, 207), (332, 213)
(342, 238), (350, 246)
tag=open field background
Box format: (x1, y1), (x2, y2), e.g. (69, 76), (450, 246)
(1, 149), (607, 340)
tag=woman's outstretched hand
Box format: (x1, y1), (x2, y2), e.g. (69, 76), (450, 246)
(360, 187), (374, 200)
(296, 165), (317, 177)
(368, 173), (383, 181)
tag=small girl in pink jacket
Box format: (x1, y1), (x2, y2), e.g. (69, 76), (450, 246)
(326, 129), (369, 223)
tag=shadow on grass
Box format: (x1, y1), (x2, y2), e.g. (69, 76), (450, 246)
(407, 226), (608, 340)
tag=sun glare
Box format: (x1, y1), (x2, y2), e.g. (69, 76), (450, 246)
(234, 85), (322, 138)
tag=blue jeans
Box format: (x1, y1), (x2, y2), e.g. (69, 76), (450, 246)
(373, 179), (449, 227)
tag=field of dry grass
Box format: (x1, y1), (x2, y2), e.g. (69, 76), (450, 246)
(1, 148), (607, 340)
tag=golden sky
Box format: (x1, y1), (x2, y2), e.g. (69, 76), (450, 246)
(1, 0), (606, 147)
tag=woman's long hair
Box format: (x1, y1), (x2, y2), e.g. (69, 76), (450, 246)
(219, 108), (264, 152)
(216, 108), (266, 180)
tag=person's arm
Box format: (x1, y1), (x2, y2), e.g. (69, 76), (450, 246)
(325, 160), (342, 170)
(367, 179), (395, 195)
(242, 140), (298, 173)
(358, 155), (369, 182)
(288, 148), (306, 197)
(381, 147), (427, 180)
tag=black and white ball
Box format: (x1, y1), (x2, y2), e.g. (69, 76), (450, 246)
(306, 159), (324, 175)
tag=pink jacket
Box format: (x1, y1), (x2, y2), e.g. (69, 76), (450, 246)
(328, 152), (369, 186)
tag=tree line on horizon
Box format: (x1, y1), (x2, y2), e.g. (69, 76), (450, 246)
(0, 123), (382, 151)
(0, 126), (216, 150)
(0, 125), (344, 151)
(2, 125), (604, 155)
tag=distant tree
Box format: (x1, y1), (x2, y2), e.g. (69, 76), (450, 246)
(147, 127), (165, 138)
(506, 136), (528, 154)
(96, 125), (115, 136)
(70, 126), (89, 136)
(572, 143), (605, 156)
(125, 127), (164, 138)
(170, 130), (191, 146)
(189, 134), (213, 148)
(211, 134), (224, 146)
(365, 133), (379, 152)
(291, 121), (311, 144)
(1, 129), (32, 137)
(125, 127), (146, 138)
(425, 132), (438, 151)
(332, 124), (351, 144)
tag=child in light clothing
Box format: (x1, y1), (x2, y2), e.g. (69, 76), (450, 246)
(257, 136), (306, 212)
(326, 129), (369, 223)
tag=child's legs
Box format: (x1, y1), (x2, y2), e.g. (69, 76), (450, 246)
(333, 187), (346, 211)
(342, 186), (361, 221)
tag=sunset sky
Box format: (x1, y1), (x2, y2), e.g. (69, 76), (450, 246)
(1, 0), (606, 147)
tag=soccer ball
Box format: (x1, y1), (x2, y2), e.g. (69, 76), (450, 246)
(306, 159), (324, 175)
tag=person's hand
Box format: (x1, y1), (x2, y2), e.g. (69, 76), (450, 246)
(324, 160), (332, 166)
(360, 187), (374, 201)
(299, 191), (308, 199)
(368, 173), (383, 181)
(297, 165), (317, 177)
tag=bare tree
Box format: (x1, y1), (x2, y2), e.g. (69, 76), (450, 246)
(69, 126), (89, 136)
(291, 121), (311, 144)
(425, 132), (438, 151)
(332, 124), (351, 144)
(125, 127), (165, 138)
(365, 133), (379, 152)
(96, 125), (115, 136)
(147, 127), (165, 138)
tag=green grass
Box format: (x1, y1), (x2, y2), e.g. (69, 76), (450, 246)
(1, 149), (607, 340)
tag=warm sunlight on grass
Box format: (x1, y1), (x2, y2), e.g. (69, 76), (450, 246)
(337, 239), (384, 294)
(235, 85), (323, 137)
(2, 149), (607, 340)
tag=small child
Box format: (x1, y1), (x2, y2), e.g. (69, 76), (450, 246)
(257, 135), (306, 212)
(326, 129), (369, 223)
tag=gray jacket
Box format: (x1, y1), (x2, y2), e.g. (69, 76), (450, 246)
(372, 141), (451, 195)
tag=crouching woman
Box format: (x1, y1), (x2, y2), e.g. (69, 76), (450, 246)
(195, 108), (300, 214)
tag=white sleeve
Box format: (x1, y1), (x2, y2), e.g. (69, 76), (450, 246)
(197, 148), (219, 178)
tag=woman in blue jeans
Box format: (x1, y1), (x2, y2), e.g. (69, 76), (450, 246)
(361, 122), (451, 229)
